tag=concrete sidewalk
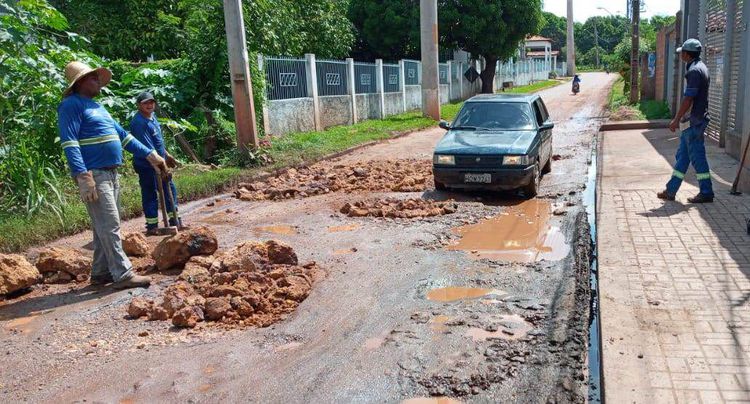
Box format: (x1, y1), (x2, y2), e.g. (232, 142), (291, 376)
(598, 128), (750, 403)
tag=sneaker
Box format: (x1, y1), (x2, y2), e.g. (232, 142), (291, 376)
(112, 274), (152, 290)
(687, 193), (714, 204)
(90, 275), (114, 285)
(656, 190), (676, 201)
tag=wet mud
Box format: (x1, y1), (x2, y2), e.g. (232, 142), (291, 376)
(341, 198), (458, 219)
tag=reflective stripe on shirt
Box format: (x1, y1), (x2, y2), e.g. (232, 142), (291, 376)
(78, 134), (119, 146)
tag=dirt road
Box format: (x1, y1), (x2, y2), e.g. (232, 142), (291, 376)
(0, 73), (617, 403)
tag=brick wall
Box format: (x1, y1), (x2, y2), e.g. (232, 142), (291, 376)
(655, 28), (667, 102)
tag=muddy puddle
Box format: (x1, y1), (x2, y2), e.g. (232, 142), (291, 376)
(465, 315), (533, 341)
(252, 225), (297, 236)
(328, 223), (361, 233)
(426, 287), (504, 303)
(430, 315), (451, 333)
(446, 199), (569, 262)
(402, 398), (462, 404)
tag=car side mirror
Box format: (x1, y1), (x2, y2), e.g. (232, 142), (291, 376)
(439, 120), (451, 130)
(541, 122), (555, 130)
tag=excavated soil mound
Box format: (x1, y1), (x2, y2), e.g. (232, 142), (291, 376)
(234, 159), (432, 201)
(35, 247), (92, 283)
(123, 232), (150, 257)
(152, 226), (218, 271)
(127, 240), (317, 328)
(0, 254), (41, 295)
(341, 198), (458, 219)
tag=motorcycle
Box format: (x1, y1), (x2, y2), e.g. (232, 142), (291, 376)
(572, 82), (580, 95)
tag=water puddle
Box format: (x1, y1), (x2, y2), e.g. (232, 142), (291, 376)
(402, 398), (462, 404)
(3, 313), (42, 334)
(328, 223), (361, 233)
(465, 315), (533, 341)
(430, 315), (451, 333)
(446, 199), (569, 262)
(426, 287), (504, 302)
(198, 383), (212, 393)
(203, 365), (216, 375)
(332, 248), (357, 256)
(275, 342), (303, 352)
(253, 225), (297, 236)
(199, 211), (237, 224)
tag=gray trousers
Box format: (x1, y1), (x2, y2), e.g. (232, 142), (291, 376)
(84, 169), (134, 282)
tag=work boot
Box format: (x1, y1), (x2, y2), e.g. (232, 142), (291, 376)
(112, 274), (152, 290)
(687, 193), (714, 204)
(145, 227), (160, 236)
(656, 190), (676, 201)
(90, 274), (114, 286)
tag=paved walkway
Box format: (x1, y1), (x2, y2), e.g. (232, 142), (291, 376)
(599, 128), (750, 403)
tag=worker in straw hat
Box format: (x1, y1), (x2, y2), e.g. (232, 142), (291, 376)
(57, 61), (168, 289)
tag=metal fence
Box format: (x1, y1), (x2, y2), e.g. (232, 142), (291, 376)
(383, 63), (401, 93)
(264, 56), (308, 100)
(315, 59), (348, 97)
(354, 62), (377, 94)
(403, 60), (421, 85)
(439, 63), (449, 85)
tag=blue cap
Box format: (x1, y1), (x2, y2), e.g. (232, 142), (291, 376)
(136, 91), (155, 104)
(677, 38), (702, 54)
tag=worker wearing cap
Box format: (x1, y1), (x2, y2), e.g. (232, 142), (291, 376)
(658, 38), (714, 203)
(129, 91), (184, 234)
(58, 61), (166, 289)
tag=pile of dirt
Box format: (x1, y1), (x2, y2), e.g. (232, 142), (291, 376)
(127, 240), (318, 328)
(0, 254), (41, 295)
(340, 198), (458, 218)
(610, 106), (641, 121)
(234, 159), (432, 201)
(35, 247), (92, 283)
(123, 232), (150, 257)
(151, 226), (218, 271)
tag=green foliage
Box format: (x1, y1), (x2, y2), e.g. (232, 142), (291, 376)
(608, 77), (671, 121)
(505, 80), (564, 93)
(348, 0), (420, 60)
(539, 11), (567, 56)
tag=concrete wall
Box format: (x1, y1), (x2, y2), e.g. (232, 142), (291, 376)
(384, 93), (403, 117)
(267, 98), (315, 135)
(319, 95), (352, 129)
(405, 85), (421, 111)
(355, 94), (380, 121)
(440, 84), (450, 104)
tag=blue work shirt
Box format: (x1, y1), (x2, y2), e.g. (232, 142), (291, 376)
(683, 58), (710, 126)
(129, 112), (166, 170)
(58, 94), (153, 177)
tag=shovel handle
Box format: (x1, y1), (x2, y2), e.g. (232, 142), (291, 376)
(155, 173), (170, 228)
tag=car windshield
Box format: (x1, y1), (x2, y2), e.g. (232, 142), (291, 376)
(452, 102), (535, 131)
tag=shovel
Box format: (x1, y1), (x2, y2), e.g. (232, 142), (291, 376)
(154, 172), (178, 236)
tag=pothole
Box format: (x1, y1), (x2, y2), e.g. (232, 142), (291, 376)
(465, 315), (533, 341)
(445, 199), (569, 262)
(252, 225), (297, 236)
(425, 287), (505, 303)
(340, 198), (457, 219)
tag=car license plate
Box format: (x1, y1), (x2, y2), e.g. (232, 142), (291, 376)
(464, 173), (492, 184)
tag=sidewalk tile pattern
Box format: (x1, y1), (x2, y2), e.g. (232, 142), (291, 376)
(605, 189), (750, 402)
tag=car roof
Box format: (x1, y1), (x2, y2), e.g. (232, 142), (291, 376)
(464, 93), (539, 104)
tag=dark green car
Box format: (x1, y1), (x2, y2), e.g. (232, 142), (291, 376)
(433, 94), (554, 197)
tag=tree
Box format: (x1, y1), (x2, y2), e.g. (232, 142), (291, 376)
(539, 11), (566, 56)
(439, 0), (544, 93)
(348, 0), (420, 60)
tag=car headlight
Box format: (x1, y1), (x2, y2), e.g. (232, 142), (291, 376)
(433, 155), (455, 165)
(503, 155), (530, 165)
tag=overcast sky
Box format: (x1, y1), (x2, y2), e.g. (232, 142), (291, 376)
(543, 0), (682, 22)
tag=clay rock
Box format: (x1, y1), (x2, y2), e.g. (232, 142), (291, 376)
(161, 282), (204, 316)
(266, 240), (298, 265)
(128, 297), (154, 318)
(204, 297), (232, 321)
(152, 226), (218, 271)
(131, 256), (156, 273)
(123, 232), (150, 257)
(179, 266), (211, 284)
(0, 254), (42, 295)
(172, 306), (204, 328)
(35, 247), (91, 277)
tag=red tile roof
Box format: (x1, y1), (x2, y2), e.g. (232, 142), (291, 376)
(526, 35), (552, 42)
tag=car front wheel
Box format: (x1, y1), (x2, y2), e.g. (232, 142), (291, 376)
(523, 161), (541, 198)
(434, 179), (447, 191)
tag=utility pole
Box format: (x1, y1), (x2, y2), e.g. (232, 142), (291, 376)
(420, 0), (440, 120)
(222, 0), (259, 150)
(630, 0), (640, 103)
(566, 0), (576, 76)
(594, 20), (600, 68)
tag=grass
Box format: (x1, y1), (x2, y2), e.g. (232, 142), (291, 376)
(500, 79), (567, 94)
(608, 77), (672, 121)
(0, 103), (464, 253)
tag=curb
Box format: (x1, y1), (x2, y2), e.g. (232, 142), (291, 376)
(599, 120), (670, 132)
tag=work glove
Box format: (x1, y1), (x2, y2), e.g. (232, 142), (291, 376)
(146, 151), (168, 177)
(165, 153), (178, 169)
(76, 171), (98, 203)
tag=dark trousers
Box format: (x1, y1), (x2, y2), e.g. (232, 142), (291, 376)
(135, 166), (179, 229)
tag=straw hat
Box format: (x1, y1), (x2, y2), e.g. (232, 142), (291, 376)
(62, 61), (112, 97)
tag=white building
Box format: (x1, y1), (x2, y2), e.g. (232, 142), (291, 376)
(523, 36), (558, 65)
